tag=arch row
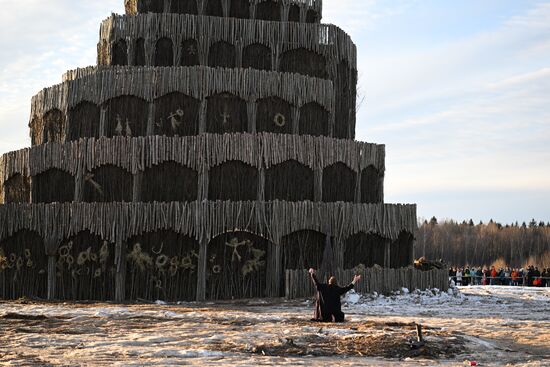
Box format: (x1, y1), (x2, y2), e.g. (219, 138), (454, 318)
(96, 14), (358, 137)
(0, 135), (385, 205)
(31, 66), (337, 144)
(125, 0), (322, 23)
(0, 225), (413, 302)
(99, 14), (354, 68)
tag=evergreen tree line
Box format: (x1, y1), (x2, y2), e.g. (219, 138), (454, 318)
(416, 218), (550, 268)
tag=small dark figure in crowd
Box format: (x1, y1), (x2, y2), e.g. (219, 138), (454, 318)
(449, 267), (456, 279)
(309, 268), (361, 322)
(462, 267), (470, 285)
(476, 268), (483, 285)
(527, 266), (535, 286)
(542, 268), (549, 287)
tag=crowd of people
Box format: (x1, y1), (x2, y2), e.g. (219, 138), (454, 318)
(449, 265), (550, 287)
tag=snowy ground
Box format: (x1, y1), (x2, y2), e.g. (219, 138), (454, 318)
(0, 286), (549, 366)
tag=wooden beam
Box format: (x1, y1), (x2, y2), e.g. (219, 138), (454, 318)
(114, 239), (127, 303)
(196, 238), (208, 302)
(47, 255), (56, 300)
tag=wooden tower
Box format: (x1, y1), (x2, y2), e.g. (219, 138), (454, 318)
(0, 0), (416, 302)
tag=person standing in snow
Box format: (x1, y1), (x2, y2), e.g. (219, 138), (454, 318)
(308, 268), (361, 322)
(456, 268), (463, 286)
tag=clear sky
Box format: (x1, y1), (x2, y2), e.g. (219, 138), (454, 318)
(0, 0), (549, 224)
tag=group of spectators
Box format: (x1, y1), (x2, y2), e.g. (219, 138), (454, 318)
(449, 266), (550, 287)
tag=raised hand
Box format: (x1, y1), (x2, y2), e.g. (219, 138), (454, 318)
(352, 274), (362, 284)
(309, 268), (316, 275)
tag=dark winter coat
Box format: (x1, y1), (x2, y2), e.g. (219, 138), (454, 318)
(310, 273), (354, 322)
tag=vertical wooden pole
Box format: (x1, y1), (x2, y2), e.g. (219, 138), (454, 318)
(47, 255), (56, 300)
(266, 242), (282, 297)
(73, 161), (85, 203)
(99, 106), (107, 137)
(132, 172), (142, 202)
(354, 169), (362, 203)
(333, 238), (344, 270)
(379, 172), (385, 203)
(198, 100), (207, 134)
(384, 239), (391, 268)
(250, 3), (257, 19)
(409, 238), (416, 265)
(127, 38), (135, 66)
(146, 102), (155, 136)
(257, 167), (265, 202)
(221, 0), (230, 17)
(174, 35), (182, 66)
(115, 238), (126, 303)
(247, 100), (256, 133)
(314, 168), (323, 202)
(198, 168), (208, 201)
(196, 238), (208, 302)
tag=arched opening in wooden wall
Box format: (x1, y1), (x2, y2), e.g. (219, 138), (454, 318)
(104, 95), (148, 138)
(206, 231), (269, 300)
(280, 48), (327, 79)
(205, 0), (223, 17)
(135, 38), (146, 66)
(32, 168), (75, 203)
(288, 4), (300, 22)
(56, 231), (115, 301)
(170, 0), (198, 14)
(112, 39), (128, 66)
(242, 43), (272, 71)
(343, 232), (386, 269)
(361, 165), (383, 204)
(180, 39), (199, 66)
(208, 41), (236, 68)
(154, 92), (200, 136)
(126, 231), (199, 302)
(306, 9), (319, 23)
(334, 61), (351, 139)
(0, 230), (46, 300)
(282, 230), (326, 270)
(142, 161), (198, 202)
(68, 101), (100, 141)
(83, 165), (133, 203)
(3, 174), (30, 203)
(299, 102), (329, 136)
(390, 231), (414, 268)
(208, 160), (258, 201)
(322, 162), (356, 202)
(265, 160), (314, 201)
(257, 97), (292, 134)
(206, 93), (248, 133)
(155, 37), (174, 66)
(43, 109), (65, 144)
(256, 0), (281, 21)
(230, 0), (249, 18)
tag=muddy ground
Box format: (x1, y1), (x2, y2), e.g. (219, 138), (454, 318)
(0, 287), (549, 366)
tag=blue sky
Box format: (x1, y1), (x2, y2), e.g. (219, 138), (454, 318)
(1, 0), (549, 224)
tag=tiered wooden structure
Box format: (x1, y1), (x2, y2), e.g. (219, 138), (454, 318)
(0, 0), (416, 302)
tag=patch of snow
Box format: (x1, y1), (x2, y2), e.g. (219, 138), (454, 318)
(343, 289), (361, 304)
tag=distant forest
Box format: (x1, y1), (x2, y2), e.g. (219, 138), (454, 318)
(415, 218), (550, 268)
